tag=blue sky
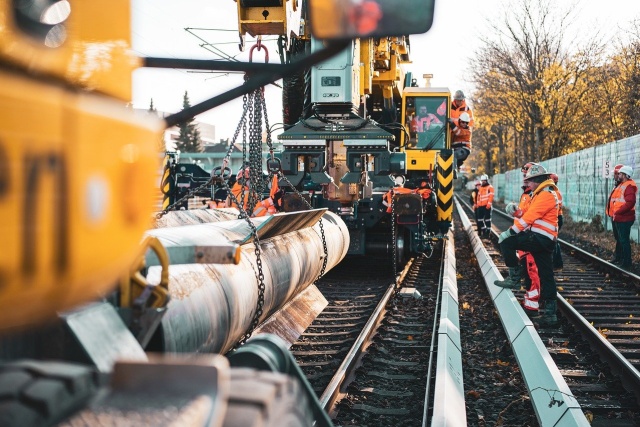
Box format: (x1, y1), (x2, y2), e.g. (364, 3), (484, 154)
(131, 0), (640, 140)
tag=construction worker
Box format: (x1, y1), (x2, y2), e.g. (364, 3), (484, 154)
(609, 165), (636, 270)
(411, 103), (443, 134)
(470, 180), (481, 228)
(476, 174), (494, 237)
(606, 164), (625, 264)
(450, 90), (474, 128)
(448, 111), (472, 169)
(229, 166), (282, 217)
(516, 162), (541, 315)
(494, 164), (561, 326)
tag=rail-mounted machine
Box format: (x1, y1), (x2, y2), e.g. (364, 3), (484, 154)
(0, 0), (437, 426)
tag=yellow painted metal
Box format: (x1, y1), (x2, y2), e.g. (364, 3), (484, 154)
(0, 69), (163, 330)
(120, 236), (170, 309)
(370, 37), (409, 114)
(400, 86), (452, 158)
(0, 0), (140, 101)
(436, 152), (454, 222)
(161, 155), (172, 210)
(360, 38), (374, 96)
(236, 0), (301, 39)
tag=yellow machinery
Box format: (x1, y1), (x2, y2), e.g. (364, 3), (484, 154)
(0, 0), (436, 425)
(400, 86), (454, 227)
(0, 0), (161, 329)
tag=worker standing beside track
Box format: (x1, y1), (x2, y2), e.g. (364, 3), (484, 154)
(606, 164), (626, 266)
(494, 164), (561, 326)
(476, 174), (494, 237)
(608, 165), (637, 270)
(470, 180), (481, 229)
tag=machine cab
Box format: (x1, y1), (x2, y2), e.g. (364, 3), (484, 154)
(401, 87), (451, 172)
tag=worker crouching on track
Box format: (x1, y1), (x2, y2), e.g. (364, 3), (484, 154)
(494, 164), (561, 326)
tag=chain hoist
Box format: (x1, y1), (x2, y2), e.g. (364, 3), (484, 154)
(391, 192), (399, 291)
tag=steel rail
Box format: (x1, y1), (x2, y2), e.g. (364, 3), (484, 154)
(318, 279), (398, 412)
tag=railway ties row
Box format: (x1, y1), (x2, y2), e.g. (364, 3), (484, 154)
(288, 229), (465, 425)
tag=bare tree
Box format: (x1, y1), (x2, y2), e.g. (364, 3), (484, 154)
(471, 0), (605, 170)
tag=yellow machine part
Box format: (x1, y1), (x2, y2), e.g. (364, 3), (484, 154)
(0, 0), (140, 101)
(436, 152), (453, 222)
(0, 69), (163, 330)
(236, 0), (301, 39)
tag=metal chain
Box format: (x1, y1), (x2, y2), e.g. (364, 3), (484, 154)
(391, 192), (398, 288)
(278, 174), (329, 283)
(155, 178), (215, 219)
(235, 87), (270, 348)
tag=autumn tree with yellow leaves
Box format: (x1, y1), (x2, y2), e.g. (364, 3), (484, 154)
(468, 0), (640, 174)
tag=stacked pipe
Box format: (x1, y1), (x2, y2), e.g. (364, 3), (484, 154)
(145, 208), (349, 355)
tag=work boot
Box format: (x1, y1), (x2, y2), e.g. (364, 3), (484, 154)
(538, 300), (558, 327)
(494, 266), (523, 289)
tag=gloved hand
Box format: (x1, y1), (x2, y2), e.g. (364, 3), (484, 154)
(498, 229), (513, 244)
(272, 189), (284, 210)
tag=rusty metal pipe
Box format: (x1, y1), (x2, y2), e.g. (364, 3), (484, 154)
(145, 210), (348, 355)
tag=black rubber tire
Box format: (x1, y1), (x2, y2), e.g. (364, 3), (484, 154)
(222, 368), (313, 427)
(0, 360), (100, 427)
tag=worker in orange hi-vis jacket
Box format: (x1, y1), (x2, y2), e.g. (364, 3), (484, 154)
(228, 167), (283, 217)
(513, 162), (541, 316)
(475, 174), (494, 238)
(494, 163), (562, 327)
(450, 90), (474, 128)
(447, 111), (472, 169)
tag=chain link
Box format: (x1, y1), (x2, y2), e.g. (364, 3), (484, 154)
(391, 192), (398, 289)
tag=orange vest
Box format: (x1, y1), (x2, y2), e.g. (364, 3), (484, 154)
(476, 184), (494, 207)
(450, 101), (474, 128)
(411, 114), (442, 132)
(607, 179), (636, 218)
(229, 183), (274, 217)
(511, 180), (561, 240)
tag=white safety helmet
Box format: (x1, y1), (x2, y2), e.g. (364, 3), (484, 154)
(523, 164), (550, 180)
(505, 202), (518, 217)
(454, 90), (465, 101)
(480, 174), (489, 181)
(459, 112), (471, 123)
(619, 165), (633, 178)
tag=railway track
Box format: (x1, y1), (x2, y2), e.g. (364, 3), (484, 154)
(290, 238), (464, 425)
(459, 198), (640, 423)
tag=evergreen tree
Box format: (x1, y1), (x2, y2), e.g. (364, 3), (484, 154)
(175, 91), (202, 153)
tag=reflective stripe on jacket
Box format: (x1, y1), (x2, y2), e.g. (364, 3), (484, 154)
(476, 184), (494, 207)
(510, 179), (560, 240)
